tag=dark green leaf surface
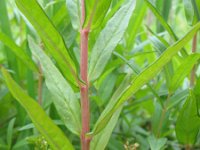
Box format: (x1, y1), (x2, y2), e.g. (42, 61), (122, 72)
(16, 0), (77, 86)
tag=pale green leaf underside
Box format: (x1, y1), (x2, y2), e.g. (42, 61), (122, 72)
(29, 37), (81, 135)
(89, 0), (136, 81)
(66, 0), (81, 30)
(148, 135), (167, 150)
(1, 68), (74, 150)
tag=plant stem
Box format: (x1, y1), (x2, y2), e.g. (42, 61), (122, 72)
(156, 93), (171, 138)
(80, 0), (90, 149)
(38, 63), (43, 105)
(185, 144), (191, 150)
(190, 33), (197, 88)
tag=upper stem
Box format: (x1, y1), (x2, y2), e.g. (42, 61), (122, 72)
(80, 0), (90, 149)
(190, 33), (197, 88)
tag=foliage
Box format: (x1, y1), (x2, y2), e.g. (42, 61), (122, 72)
(0, 0), (200, 149)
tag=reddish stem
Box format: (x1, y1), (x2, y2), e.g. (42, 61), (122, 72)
(80, 29), (90, 150)
(190, 33), (197, 88)
(81, 0), (86, 25)
(80, 0), (90, 149)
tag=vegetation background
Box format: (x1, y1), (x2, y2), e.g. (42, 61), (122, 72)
(0, 0), (200, 149)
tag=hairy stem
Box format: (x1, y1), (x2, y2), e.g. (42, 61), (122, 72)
(190, 33), (197, 88)
(80, 0), (90, 149)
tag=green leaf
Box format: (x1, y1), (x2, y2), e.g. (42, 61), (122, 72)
(84, 0), (112, 29)
(175, 90), (200, 145)
(16, 0), (77, 86)
(90, 75), (131, 150)
(28, 37), (81, 135)
(0, 31), (37, 72)
(126, 0), (147, 50)
(169, 53), (200, 92)
(183, 0), (195, 25)
(91, 22), (200, 135)
(98, 72), (117, 106)
(7, 118), (16, 149)
(89, 0), (136, 81)
(148, 135), (167, 150)
(1, 67), (74, 150)
(194, 77), (200, 115)
(66, 0), (81, 30)
(167, 89), (189, 110)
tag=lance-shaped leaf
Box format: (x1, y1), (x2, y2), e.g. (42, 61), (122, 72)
(29, 37), (81, 135)
(66, 0), (81, 30)
(84, 0), (112, 29)
(169, 53), (200, 92)
(1, 68), (74, 150)
(89, 0), (136, 81)
(175, 90), (200, 145)
(0, 31), (37, 72)
(91, 22), (200, 135)
(15, 0), (77, 86)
